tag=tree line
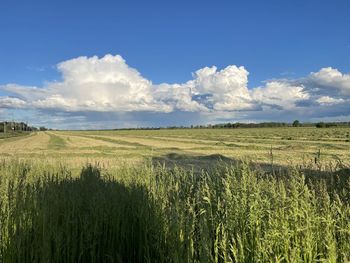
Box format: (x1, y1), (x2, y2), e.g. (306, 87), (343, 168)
(0, 121), (37, 133)
(155, 121), (350, 130)
(206, 121), (350, 129)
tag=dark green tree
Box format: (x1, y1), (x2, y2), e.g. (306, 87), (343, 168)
(292, 120), (300, 127)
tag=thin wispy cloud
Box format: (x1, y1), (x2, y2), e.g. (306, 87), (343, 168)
(26, 66), (46, 72)
(279, 71), (295, 76)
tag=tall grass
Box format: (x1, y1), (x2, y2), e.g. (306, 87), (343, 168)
(0, 159), (349, 262)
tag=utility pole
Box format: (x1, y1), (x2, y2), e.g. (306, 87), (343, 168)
(4, 121), (6, 134)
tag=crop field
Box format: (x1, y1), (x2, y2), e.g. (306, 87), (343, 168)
(0, 127), (349, 169)
(0, 127), (350, 262)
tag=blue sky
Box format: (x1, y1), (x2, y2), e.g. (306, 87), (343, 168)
(0, 0), (350, 129)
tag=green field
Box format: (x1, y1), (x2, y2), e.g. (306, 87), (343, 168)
(0, 127), (350, 262)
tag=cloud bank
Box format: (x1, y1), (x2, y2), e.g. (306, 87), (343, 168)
(1, 54), (349, 128)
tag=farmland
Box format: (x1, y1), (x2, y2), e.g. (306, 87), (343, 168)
(0, 131), (30, 140)
(0, 127), (350, 262)
(0, 127), (349, 169)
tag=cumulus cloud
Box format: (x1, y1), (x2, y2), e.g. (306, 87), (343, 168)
(1, 54), (350, 127)
(51, 55), (172, 112)
(153, 83), (207, 112)
(187, 65), (255, 111)
(274, 68), (350, 110)
(1, 54), (258, 113)
(2, 55), (172, 112)
(309, 67), (350, 96)
(251, 81), (309, 110)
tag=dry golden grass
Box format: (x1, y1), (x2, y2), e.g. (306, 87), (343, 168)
(0, 127), (349, 168)
(56, 133), (135, 149)
(0, 132), (50, 154)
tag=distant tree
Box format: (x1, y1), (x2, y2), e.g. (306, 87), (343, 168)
(292, 120), (300, 127)
(316, 122), (326, 128)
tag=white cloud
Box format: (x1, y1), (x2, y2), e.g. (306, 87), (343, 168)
(316, 96), (345, 105)
(252, 81), (309, 109)
(54, 55), (175, 112)
(3, 55), (172, 112)
(154, 83), (207, 112)
(309, 67), (350, 96)
(187, 65), (255, 111)
(1, 54), (350, 127)
(0, 97), (27, 108)
(2, 85), (49, 101)
(1, 54), (255, 113)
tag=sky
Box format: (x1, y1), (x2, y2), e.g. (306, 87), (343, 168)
(0, 0), (349, 129)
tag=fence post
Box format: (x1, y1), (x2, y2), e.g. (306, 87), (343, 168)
(270, 145), (274, 174)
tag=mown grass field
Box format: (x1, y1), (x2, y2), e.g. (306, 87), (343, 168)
(0, 127), (350, 262)
(0, 127), (349, 169)
(0, 131), (30, 140)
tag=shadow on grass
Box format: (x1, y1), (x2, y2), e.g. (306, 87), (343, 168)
(153, 152), (350, 201)
(3, 165), (167, 263)
(152, 152), (237, 172)
(3, 155), (349, 262)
